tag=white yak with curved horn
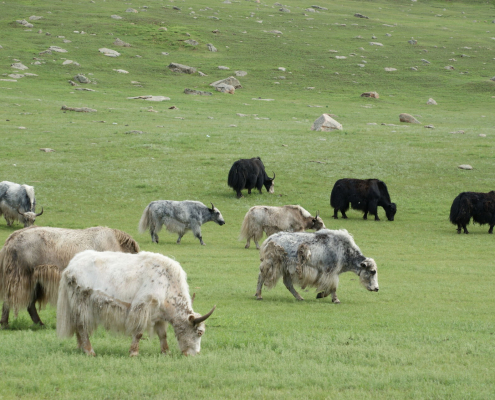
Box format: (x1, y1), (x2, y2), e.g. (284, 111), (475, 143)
(57, 250), (215, 356)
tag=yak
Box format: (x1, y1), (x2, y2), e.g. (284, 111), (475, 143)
(228, 157), (275, 198)
(0, 181), (43, 227)
(57, 250), (215, 356)
(255, 229), (379, 303)
(330, 178), (397, 221)
(138, 200), (225, 245)
(449, 191), (495, 234)
(240, 205), (326, 249)
(0, 226), (140, 328)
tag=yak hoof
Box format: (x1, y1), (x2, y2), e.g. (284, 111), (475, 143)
(245, 244), (250, 249)
(255, 296), (263, 300)
(129, 351), (139, 357)
(332, 299), (341, 304)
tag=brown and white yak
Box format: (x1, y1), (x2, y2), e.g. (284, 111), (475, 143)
(255, 229), (379, 304)
(57, 250), (215, 356)
(240, 205), (326, 249)
(0, 226), (140, 328)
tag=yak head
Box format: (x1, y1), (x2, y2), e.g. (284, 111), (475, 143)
(264, 172), (275, 194)
(209, 203), (225, 226)
(175, 306), (216, 356)
(311, 210), (326, 231)
(385, 203), (397, 221)
(357, 258), (379, 292)
(17, 207), (43, 227)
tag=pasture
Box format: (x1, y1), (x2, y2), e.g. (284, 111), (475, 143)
(1, 0), (494, 398)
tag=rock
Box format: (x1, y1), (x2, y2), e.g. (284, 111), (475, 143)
(159, 27), (167, 31)
(184, 88), (212, 96)
(111, 15), (123, 20)
(127, 95), (170, 101)
(39, 148), (55, 152)
(62, 60), (74, 65)
(354, 13), (369, 19)
(479, 134), (487, 137)
(424, 125), (435, 129)
(235, 71), (247, 77)
(278, 67), (286, 71)
(126, 8), (138, 13)
(490, 77), (495, 81)
(11, 63), (28, 70)
(426, 98), (437, 105)
(399, 113), (420, 124)
(421, 59), (430, 64)
(361, 91), (379, 99)
(9, 74), (24, 79)
(384, 67), (397, 72)
(369, 42), (383, 46)
(113, 69), (129, 74)
(280, 8), (290, 13)
(458, 164), (473, 170)
(113, 38), (131, 47)
(215, 84), (235, 94)
(0, 79), (18, 82)
(184, 39), (198, 46)
(444, 65), (455, 70)
(311, 114), (343, 131)
(311, 5), (328, 10)
(268, 30), (283, 35)
(218, 66), (230, 70)
(17, 19), (34, 28)
(168, 63), (196, 74)
(207, 43), (217, 52)
(450, 130), (465, 134)
(49, 46), (68, 53)
(61, 105), (97, 112)
(335, 56), (347, 59)
(29, 16), (43, 20)
(74, 74), (90, 83)
(125, 130), (144, 134)
(410, 67), (418, 71)
(99, 48), (121, 57)
(408, 38), (417, 45)
(75, 88), (95, 92)
(210, 76), (242, 89)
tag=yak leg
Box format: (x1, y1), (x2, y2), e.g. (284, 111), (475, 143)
(316, 291), (330, 299)
(236, 190), (243, 198)
(488, 224), (494, 234)
(244, 236), (251, 249)
(247, 189), (252, 194)
(456, 224), (462, 234)
(462, 224), (469, 234)
(154, 321), (169, 354)
(77, 325), (95, 356)
(255, 273), (265, 300)
(363, 208), (369, 220)
(150, 225), (159, 243)
(1, 302), (10, 329)
(129, 333), (143, 357)
(191, 224), (205, 245)
(283, 274), (304, 301)
(331, 289), (340, 304)
(368, 200), (380, 221)
(254, 239), (260, 250)
(27, 300), (44, 326)
(176, 234), (183, 244)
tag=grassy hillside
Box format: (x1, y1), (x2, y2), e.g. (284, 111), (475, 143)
(1, 0), (494, 399)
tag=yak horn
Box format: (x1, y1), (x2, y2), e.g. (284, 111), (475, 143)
(192, 305), (216, 325)
(17, 208), (25, 216)
(35, 207), (44, 217)
(271, 172), (276, 180)
(210, 202), (215, 211)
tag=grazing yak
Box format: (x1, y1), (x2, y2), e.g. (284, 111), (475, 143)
(57, 250), (215, 356)
(330, 178), (397, 221)
(0, 226), (139, 328)
(228, 157), (275, 198)
(0, 181), (43, 227)
(449, 191), (495, 234)
(240, 205), (326, 249)
(139, 200), (225, 245)
(255, 229), (379, 303)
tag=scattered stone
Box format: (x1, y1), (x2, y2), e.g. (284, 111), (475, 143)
(479, 134), (486, 137)
(111, 15), (123, 20)
(408, 38), (417, 45)
(184, 39), (198, 46)
(218, 66), (230, 70)
(424, 125), (435, 129)
(62, 60), (74, 65)
(311, 5), (328, 10)
(267, 30), (283, 35)
(489, 77), (495, 81)
(450, 130), (465, 134)
(235, 70), (247, 77)
(113, 69), (129, 74)
(354, 13), (369, 19)
(384, 67), (397, 72)
(426, 98), (437, 105)
(99, 48), (121, 57)
(458, 164), (473, 170)
(361, 91), (379, 99)
(369, 42), (383, 46)
(210, 76), (242, 89)
(305, 8), (316, 13)
(215, 84), (235, 94)
(16, 19), (34, 28)
(184, 88), (212, 96)
(74, 74), (90, 83)
(75, 88), (96, 92)
(11, 63), (28, 70)
(312, 114), (343, 131)
(49, 46), (68, 53)
(410, 67), (418, 71)
(61, 105), (97, 112)
(29, 16), (43, 20)
(367, 123), (377, 125)
(252, 98), (274, 101)
(113, 38), (131, 47)
(168, 106), (178, 110)
(357, 64), (366, 68)
(444, 65), (455, 70)
(126, 8), (138, 13)
(39, 148), (55, 152)
(335, 56), (347, 59)
(0, 79), (17, 82)
(278, 67), (286, 71)
(280, 7), (290, 13)
(18, 126), (26, 130)
(207, 43), (217, 52)
(125, 130), (144, 134)
(161, 52), (169, 55)
(9, 74), (24, 79)
(127, 95), (170, 101)
(168, 63), (196, 74)
(399, 113), (420, 124)
(159, 27), (168, 31)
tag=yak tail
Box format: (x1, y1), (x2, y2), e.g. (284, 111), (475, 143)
(258, 241), (286, 289)
(32, 264), (61, 308)
(114, 229), (140, 253)
(0, 248), (5, 299)
(227, 163), (245, 190)
(138, 204), (152, 234)
(56, 273), (75, 338)
(449, 194), (462, 223)
(239, 211), (263, 242)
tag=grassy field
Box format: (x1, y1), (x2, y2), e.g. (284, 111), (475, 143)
(1, 0), (495, 398)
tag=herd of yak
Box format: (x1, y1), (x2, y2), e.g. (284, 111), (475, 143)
(0, 156), (493, 356)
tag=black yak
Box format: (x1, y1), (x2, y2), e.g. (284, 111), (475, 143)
(449, 191), (495, 234)
(227, 157), (275, 198)
(330, 178), (396, 221)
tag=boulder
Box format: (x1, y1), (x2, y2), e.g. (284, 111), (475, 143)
(127, 95), (170, 101)
(384, 67), (397, 72)
(311, 114), (343, 131)
(111, 15), (123, 20)
(184, 39), (198, 46)
(11, 63), (28, 70)
(426, 98), (437, 105)
(49, 46), (68, 53)
(235, 71), (247, 77)
(215, 84), (235, 94)
(458, 165), (473, 170)
(354, 13), (369, 19)
(113, 38), (131, 47)
(361, 91), (379, 99)
(207, 43), (217, 52)
(74, 74), (90, 83)
(168, 63), (196, 74)
(184, 88), (213, 96)
(210, 76), (242, 89)
(99, 48), (121, 57)
(399, 113), (420, 124)
(218, 66), (230, 70)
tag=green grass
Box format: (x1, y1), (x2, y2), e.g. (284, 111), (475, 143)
(1, 0), (495, 398)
